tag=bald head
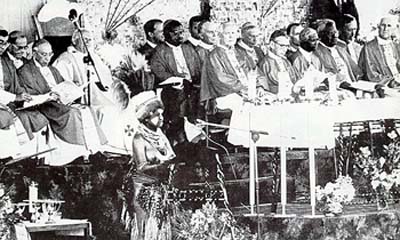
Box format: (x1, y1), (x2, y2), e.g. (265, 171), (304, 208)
(378, 15), (399, 40)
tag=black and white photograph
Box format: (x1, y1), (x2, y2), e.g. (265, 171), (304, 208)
(0, 0), (400, 239)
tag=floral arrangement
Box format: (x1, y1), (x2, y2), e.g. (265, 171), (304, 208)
(0, 184), (24, 240)
(172, 202), (255, 240)
(316, 175), (355, 216)
(352, 128), (400, 208)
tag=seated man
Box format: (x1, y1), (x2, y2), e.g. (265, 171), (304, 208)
(6, 31), (29, 69)
(201, 22), (250, 112)
(258, 29), (300, 100)
(358, 15), (400, 87)
(235, 22), (265, 71)
(313, 19), (362, 95)
(291, 27), (329, 99)
(337, 14), (363, 63)
(53, 29), (114, 106)
(138, 19), (164, 61)
(286, 23), (304, 63)
(150, 19), (202, 144)
(196, 20), (220, 63)
(17, 39), (106, 149)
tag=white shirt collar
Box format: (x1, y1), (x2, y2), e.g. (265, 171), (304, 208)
(146, 40), (157, 48)
(319, 41), (336, 51)
(7, 52), (17, 62)
(188, 37), (200, 46)
(299, 47), (312, 63)
(198, 41), (214, 51)
(377, 36), (392, 45)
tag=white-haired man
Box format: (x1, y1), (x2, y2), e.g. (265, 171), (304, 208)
(358, 15), (400, 87)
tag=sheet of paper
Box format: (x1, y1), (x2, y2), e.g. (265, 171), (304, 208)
(158, 77), (184, 86)
(17, 94), (51, 110)
(350, 80), (377, 92)
(51, 81), (84, 105)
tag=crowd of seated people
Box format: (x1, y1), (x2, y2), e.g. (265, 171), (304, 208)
(0, 12), (399, 165)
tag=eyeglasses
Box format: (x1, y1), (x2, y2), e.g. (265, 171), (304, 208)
(36, 51), (53, 58)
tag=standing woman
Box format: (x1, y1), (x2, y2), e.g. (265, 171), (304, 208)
(121, 91), (175, 240)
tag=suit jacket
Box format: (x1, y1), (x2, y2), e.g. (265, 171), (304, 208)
(313, 43), (362, 82)
(150, 42), (202, 86)
(337, 39), (362, 63)
(138, 42), (156, 61)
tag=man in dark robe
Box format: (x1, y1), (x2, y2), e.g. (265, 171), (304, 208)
(150, 19), (202, 144)
(258, 30), (300, 98)
(186, 15), (204, 49)
(0, 27), (32, 130)
(138, 19), (164, 61)
(286, 23), (304, 62)
(337, 14), (363, 63)
(201, 23), (248, 100)
(195, 20), (219, 64)
(358, 16), (400, 87)
(313, 19), (362, 90)
(6, 31), (29, 69)
(17, 39), (105, 145)
(235, 22), (265, 72)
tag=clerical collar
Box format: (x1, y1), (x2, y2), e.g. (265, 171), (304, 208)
(237, 39), (255, 52)
(146, 40), (157, 48)
(165, 41), (181, 49)
(319, 41), (336, 51)
(188, 37), (200, 47)
(219, 44), (235, 52)
(299, 47), (312, 63)
(198, 41), (214, 50)
(377, 36), (391, 45)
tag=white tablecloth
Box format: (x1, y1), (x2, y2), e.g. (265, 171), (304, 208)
(228, 98), (400, 148)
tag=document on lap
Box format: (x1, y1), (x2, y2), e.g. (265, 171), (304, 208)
(51, 81), (85, 105)
(17, 81), (84, 110)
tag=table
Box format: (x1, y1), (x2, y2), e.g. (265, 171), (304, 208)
(228, 98), (400, 216)
(15, 219), (92, 240)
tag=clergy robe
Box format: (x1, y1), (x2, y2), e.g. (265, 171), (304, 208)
(150, 42), (202, 143)
(17, 60), (87, 145)
(313, 43), (362, 83)
(53, 46), (115, 107)
(235, 40), (265, 72)
(358, 37), (400, 85)
(290, 50), (324, 78)
(200, 46), (247, 102)
(258, 51), (301, 94)
(337, 39), (363, 64)
(0, 55), (25, 129)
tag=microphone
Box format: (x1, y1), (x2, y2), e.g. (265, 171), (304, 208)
(68, 9), (78, 22)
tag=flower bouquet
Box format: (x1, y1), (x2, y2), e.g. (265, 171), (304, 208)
(172, 202), (255, 240)
(316, 176), (356, 216)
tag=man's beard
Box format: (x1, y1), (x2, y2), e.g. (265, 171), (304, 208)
(300, 42), (316, 52)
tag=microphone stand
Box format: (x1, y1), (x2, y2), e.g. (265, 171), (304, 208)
(69, 14), (107, 106)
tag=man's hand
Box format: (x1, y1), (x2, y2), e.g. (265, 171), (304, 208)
(48, 91), (61, 101)
(15, 93), (32, 102)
